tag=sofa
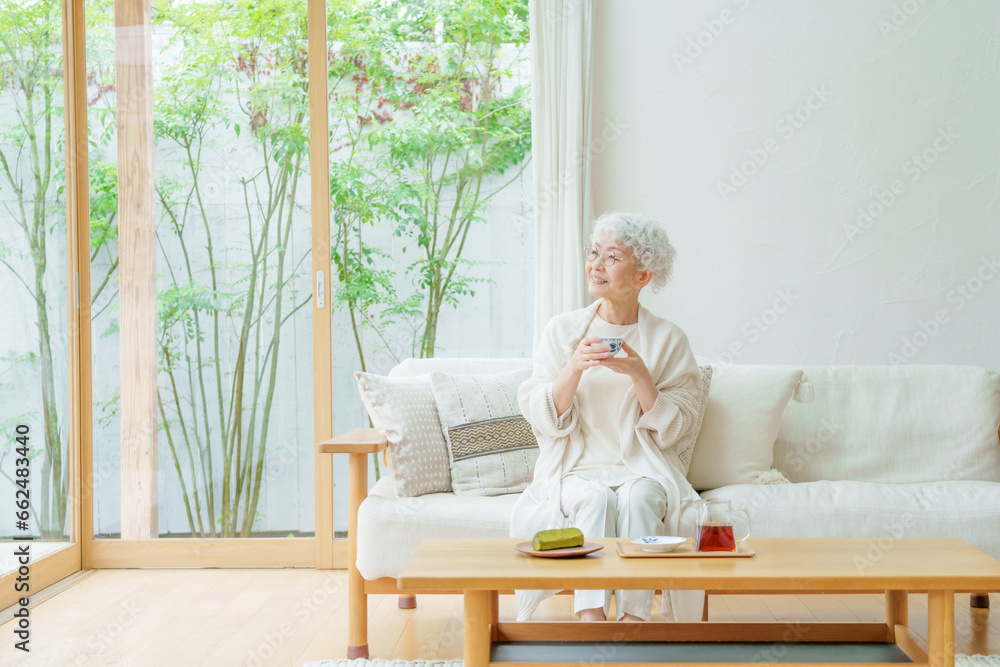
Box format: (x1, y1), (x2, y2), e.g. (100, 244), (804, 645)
(322, 356), (1000, 658)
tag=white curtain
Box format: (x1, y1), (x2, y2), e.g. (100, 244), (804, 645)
(529, 0), (594, 347)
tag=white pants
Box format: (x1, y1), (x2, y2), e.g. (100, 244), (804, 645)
(560, 474), (668, 620)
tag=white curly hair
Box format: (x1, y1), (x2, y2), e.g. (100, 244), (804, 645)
(590, 211), (677, 292)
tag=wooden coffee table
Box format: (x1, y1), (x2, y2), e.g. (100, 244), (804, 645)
(397, 537), (1000, 667)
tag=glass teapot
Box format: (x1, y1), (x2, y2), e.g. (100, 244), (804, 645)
(680, 498), (751, 552)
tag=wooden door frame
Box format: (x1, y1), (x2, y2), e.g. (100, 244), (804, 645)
(0, 0), (342, 603)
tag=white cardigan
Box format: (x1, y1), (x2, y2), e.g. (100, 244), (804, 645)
(510, 299), (705, 620)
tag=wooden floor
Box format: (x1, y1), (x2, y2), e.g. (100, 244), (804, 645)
(0, 569), (998, 666)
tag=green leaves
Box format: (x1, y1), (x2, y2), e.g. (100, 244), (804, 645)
(89, 160), (118, 252)
(327, 0), (530, 359)
(145, 0), (318, 537)
(157, 281), (223, 344)
(1, 0), (531, 534)
(0, 0), (78, 537)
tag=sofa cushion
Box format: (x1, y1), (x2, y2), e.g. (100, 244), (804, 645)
(353, 358), (531, 497)
(356, 478), (520, 580)
(431, 367), (539, 496)
(701, 480), (1000, 562)
(771, 365), (1000, 484)
(354, 372), (452, 497)
(687, 364), (805, 490)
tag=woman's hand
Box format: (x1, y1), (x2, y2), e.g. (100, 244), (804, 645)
(601, 342), (658, 413)
(570, 336), (612, 372)
(599, 341), (647, 378)
(551, 336), (610, 415)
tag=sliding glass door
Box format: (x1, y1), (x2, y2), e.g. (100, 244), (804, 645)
(87, 0), (317, 559)
(0, 0), (81, 603)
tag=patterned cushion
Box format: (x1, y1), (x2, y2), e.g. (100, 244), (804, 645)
(674, 364), (713, 474)
(431, 367), (539, 496)
(354, 372), (452, 497)
(448, 415), (537, 462)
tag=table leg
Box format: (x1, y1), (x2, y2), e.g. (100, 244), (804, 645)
(885, 590), (907, 641)
(465, 590), (492, 667)
(928, 590), (955, 667)
(490, 590), (499, 642)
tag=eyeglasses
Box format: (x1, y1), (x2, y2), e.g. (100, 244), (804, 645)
(584, 245), (626, 267)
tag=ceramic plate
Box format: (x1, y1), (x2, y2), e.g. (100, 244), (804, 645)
(630, 536), (686, 552)
(514, 541), (605, 558)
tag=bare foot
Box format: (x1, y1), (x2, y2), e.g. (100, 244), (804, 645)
(579, 607), (607, 622)
(620, 612), (644, 622)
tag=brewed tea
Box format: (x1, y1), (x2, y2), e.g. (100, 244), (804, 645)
(697, 521), (737, 552)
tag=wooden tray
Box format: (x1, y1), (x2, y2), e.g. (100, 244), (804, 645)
(616, 538), (756, 558)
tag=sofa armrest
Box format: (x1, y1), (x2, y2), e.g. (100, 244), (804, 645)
(318, 428), (385, 595)
(317, 428), (386, 543)
(318, 428), (387, 455)
(318, 428), (385, 658)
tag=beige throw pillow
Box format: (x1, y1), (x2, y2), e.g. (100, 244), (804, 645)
(354, 372), (452, 497)
(687, 364), (805, 490)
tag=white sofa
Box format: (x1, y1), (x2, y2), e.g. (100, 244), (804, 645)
(325, 357), (1000, 658)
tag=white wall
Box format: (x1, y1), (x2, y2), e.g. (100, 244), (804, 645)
(591, 0), (1000, 370)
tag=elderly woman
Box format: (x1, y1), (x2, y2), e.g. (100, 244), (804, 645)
(512, 212), (704, 623)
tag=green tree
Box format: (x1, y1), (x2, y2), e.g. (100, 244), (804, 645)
(152, 0), (312, 537)
(0, 0), (67, 537)
(328, 0), (531, 363)
(0, 0), (65, 538)
(2, 0), (531, 539)
(327, 3), (421, 373)
(0, 0), (114, 537)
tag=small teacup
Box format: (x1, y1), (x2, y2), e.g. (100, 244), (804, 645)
(601, 337), (623, 356)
